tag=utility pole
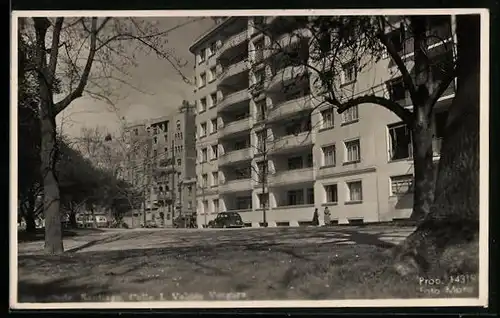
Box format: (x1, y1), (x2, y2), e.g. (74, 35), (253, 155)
(201, 161), (207, 228)
(142, 135), (152, 227)
(170, 139), (176, 223)
(261, 134), (268, 228)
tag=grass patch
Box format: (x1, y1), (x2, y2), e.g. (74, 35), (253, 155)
(17, 234), (479, 302)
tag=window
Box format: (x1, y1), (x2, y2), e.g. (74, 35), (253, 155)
(211, 118), (218, 133)
(341, 105), (359, 123)
(307, 188), (314, 204)
(212, 171), (219, 186)
(387, 77), (407, 101)
(200, 122), (207, 137)
(177, 158), (181, 166)
(322, 145), (336, 166)
(235, 167), (251, 179)
(203, 200), (209, 213)
(256, 100), (267, 121)
(153, 126), (158, 135)
(287, 190), (304, 206)
(164, 147), (168, 154)
(390, 174), (414, 196)
(256, 130), (267, 152)
(258, 193), (269, 208)
(199, 98), (207, 112)
(236, 196), (252, 210)
(234, 140), (247, 150)
(344, 139), (361, 163)
(210, 92), (218, 107)
(213, 199), (219, 213)
(306, 153), (313, 167)
(209, 66), (217, 83)
(254, 39), (265, 62)
(201, 148), (208, 162)
(347, 181), (363, 202)
(164, 134), (168, 142)
(199, 48), (206, 63)
(188, 201), (193, 209)
(202, 174), (208, 188)
(287, 156), (303, 170)
(257, 161), (268, 182)
(153, 149), (157, 158)
(133, 128), (139, 136)
(388, 123), (412, 160)
(176, 120), (181, 130)
(342, 60), (357, 84)
(325, 184), (338, 203)
(211, 144), (218, 159)
(153, 136), (157, 144)
(199, 72), (207, 87)
(209, 42), (217, 57)
(254, 69), (265, 86)
(321, 108), (334, 129)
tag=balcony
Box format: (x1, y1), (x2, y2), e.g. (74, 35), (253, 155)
(268, 95), (313, 122)
(218, 117), (252, 138)
(218, 147), (253, 166)
(267, 65), (307, 91)
(151, 192), (173, 202)
(218, 30), (248, 57)
(217, 89), (250, 112)
(268, 131), (313, 154)
(218, 59), (249, 82)
(268, 167), (314, 186)
(218, 178), (252, 193)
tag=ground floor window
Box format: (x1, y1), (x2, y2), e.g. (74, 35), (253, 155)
(347, 181), (363, 202)
(287, 189), (304, 206)
(390, 174), (414, 196)
(236, 196), (252, 210)
(325, 184), (338, 203)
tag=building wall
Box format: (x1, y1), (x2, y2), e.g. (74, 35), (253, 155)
(190, 16), (454, 227)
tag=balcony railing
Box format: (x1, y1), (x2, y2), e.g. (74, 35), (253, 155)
(218, 178), (253, 193)
(218, 117), (252, 137)
(268, 95), (313, 121)
(267, 65), (307, 91)
(268, 167), (314, 186)
(268, 131), (313, 154)
(218, 30), (248, 57)
(218, 59), (249, 81)
(218, 147), (253, 166)
(217, 89), (250, 111)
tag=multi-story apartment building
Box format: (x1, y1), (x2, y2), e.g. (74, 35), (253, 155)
(123, 101), (197, 227)
(189, 16), (454, 227)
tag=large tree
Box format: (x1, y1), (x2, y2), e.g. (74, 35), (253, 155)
(393, 14), (480, 275)
(254, 15), (458, 221)
(23, 16), (202, 254)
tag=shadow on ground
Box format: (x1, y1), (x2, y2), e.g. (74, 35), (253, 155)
(17, 227), (479, 302)
(17, 228), (106, 243)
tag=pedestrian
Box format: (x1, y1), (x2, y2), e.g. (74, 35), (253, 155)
(324, 207), (331, 226)
(312, 208), (319, 226)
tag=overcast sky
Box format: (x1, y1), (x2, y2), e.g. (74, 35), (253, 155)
(56, 16), (216, 140)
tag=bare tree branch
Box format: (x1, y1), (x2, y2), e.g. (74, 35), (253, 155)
(337, 94), (413, 124)
(54, 17), (98, 114)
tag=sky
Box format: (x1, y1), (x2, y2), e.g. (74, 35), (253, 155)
(56, 16), (216, 140)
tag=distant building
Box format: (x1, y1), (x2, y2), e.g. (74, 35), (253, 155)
(123, 101), (196, 227)
(189, 16), (453, 227)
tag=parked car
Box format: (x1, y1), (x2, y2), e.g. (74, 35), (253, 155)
(141, 220), (159, 228)
(208, 212), (244, 228)
(173, 215), (197, 228)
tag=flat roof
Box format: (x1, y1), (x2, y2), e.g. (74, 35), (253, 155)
(189, 17), (236, 54)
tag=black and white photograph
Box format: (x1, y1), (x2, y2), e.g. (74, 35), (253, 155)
(11, 9), (489, 309)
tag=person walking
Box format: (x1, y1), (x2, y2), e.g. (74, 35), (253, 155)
(312, 208), (319, 226)
(323, 207), (331, 226)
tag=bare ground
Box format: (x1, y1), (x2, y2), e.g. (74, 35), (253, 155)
(16, 227), (479, 302)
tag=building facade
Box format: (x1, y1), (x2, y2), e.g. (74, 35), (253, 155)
(189, 16), (454, 227)
(123, 101), (197, 227)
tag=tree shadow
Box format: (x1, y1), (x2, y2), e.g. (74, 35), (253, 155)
(65, 233), (124, 253)
(18, 228), (106, 243)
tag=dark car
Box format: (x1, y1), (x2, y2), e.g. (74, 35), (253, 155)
(173, 215), (197, 228)
(208, 212), (244, 228)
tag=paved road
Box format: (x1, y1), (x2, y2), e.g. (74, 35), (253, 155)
(17, 226), (415, 256)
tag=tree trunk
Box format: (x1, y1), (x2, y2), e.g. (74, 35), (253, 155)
(40, 107), (64, 254)
(25, 194), (37, 233)
(394, 14), (480, 276)
(410, 116), (435, 221)
(69, 208), (77, 228)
